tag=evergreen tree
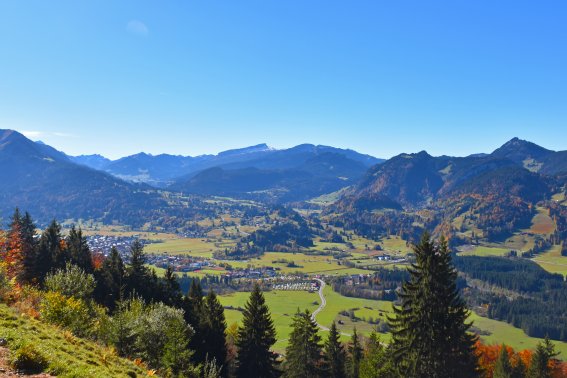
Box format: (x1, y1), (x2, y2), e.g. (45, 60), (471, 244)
(283, 309), (323, 378)
(359, 332), (392, 378)
(66, 226), (93, 273)
(346, 328), (363, 378)
(512, 357), (526, 378)
(324, 322), (346, 378)
(185, 279), (204, 329)
(493, 345), (513, 378)
(185, 279), (206, 364)
(95, 246), (125, 310)
(527, 337), (558, 378)
(236, 284), (278, 378)
(126, 239), (149, 297)
(199, 290), (228, 374)
(37, 220), (65, 283)
(161, 265), (182, 306)
(19, 211), (39, 284)
(388, 233), (479, 378)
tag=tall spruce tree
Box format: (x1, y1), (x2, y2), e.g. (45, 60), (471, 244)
(388, 232), (479, 378)
(66, 226), (93, 273)
(493, 345), (513, 378)
(324, 322), (346, 378)
(95, 246), (125, 310)
(126, 239), (149, 297)
(359, 332), (392, 378)
(346, 328), (363, 378)
(37, 220), (65, 283)
(200, 290), (228, 374)
(283, 309), (323, 378)
(185, 279), (204, 329)
(527, 337), (558, 378)
(186, 279), (207, 364)
(19, 211), (38, 284)
(236, 284), (278, 378)
(161, 265), (182, 307)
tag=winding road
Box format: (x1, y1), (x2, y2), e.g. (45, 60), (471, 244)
(311, 278), (330, 331)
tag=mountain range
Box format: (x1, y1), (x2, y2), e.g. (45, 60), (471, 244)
(70, 142), (382, 188)
(0, 130), (166, 225)
(2, 129), (567, 229)
(338, 137), (566, 212)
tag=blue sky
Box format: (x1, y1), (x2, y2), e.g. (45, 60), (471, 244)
(0, 1), (565, 159)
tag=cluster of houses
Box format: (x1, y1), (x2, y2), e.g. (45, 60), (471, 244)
(86, 235), (144, 256)
(147, 254), (212, 272)
(221, 266), (278, 279)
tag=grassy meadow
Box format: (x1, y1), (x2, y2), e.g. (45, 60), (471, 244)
(0, 304), (147, 377)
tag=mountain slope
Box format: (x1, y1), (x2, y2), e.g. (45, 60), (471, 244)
(99, 143), (381, 187)
(0, 303), (147, 377)
(0, 130), (165, 224)
(488, 137), (567, 176)
(170, 151), (372, 202)
(70, 154), (111, 170)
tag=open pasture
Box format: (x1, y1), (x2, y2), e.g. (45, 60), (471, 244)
(220, 290), (320, 351)
(532, 244), (567, 276)
(457, 245), (511, 257)
(528, 207), (556, 235)
(220, 288), (567, 358)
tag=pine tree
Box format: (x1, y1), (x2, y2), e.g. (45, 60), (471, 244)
(324, 322), (346, 378)
(185, 279), (206, 363)
(527, 337), (558, 378)
(200, 290), (228, 374)
(126, 239), (149, 297)
(493, 345), (513, 378)
(95, 246), (125, 310)
(346, 328), (363, 378)
(388, 232), (479, 378)
(359, 332), (392, 378)
(185, 279), (204, 329)
(37, 220), (65, 283)
(19, 211), (38, 284)
(162, 265), (182, 306)
(236, 284), (278, 378)
(512, 356), (526, 378)
(283, 309), (323, 378)
(66, 226), (93, 273)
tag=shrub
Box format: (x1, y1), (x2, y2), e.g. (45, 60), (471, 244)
(44, 263), (95, 301)
(10, 342), (49, 373)
(41, 291), (91, 337)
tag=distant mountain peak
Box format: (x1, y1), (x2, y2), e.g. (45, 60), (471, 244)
(217, 143), (273, 157)
(492, 138), (553, 168)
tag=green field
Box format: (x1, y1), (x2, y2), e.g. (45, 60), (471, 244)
(245, 252), (369, 276)
(219, 287), (567, 358)
(469, 312), (567, 357)
(144, 238), (224, 258)
(532, 244), (567, 276)
(219, 290), (320, 351)
(458, 245), (511, 257)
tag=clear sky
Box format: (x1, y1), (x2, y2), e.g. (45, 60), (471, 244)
(0, 1), (566, 159)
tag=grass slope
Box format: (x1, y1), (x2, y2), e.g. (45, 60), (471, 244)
(0, 304), (148, 378)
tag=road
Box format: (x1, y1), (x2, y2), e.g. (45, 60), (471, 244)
(311, 278), (330, 331)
